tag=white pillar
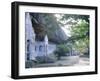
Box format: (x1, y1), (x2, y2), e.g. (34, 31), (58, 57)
(44, 35), (48, 56)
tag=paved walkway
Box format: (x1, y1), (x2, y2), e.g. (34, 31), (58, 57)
(32, 56), (89, 68)
(74, 57), (89, 66)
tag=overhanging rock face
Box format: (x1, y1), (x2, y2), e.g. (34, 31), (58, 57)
(30, 13), (68, 44)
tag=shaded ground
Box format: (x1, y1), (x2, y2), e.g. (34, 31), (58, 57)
(26, 55), (89, 68)
(74, 56), (89, 66)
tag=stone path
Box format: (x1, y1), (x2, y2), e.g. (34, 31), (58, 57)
(74, 57), (89, 66)
(32, 56), (89, 68)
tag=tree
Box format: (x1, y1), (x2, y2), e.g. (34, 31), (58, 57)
(54, 14), (90, 55)
(54, 44), (70, 60)
(70, 20), (89, 55)
(60, 14), (89, 23)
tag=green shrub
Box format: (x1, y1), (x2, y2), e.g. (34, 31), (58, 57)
(54, 44), (70, 60)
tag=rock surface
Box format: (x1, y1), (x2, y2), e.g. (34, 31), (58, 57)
(30, 13), (68, 43)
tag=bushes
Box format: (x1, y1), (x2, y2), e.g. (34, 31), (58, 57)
(54, 44), (70, 60)
(36, 54), (57, 63)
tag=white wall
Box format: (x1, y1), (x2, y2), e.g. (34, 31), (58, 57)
(0, 0), (99, 81)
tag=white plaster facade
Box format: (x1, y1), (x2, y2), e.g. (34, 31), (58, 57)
(25, 12), (48, 61)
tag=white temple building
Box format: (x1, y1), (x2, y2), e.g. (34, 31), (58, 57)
(25, 12), (36, 61)
(25, 12), (49, 61)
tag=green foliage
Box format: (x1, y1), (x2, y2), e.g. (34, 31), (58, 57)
(54, 44), (70, 60)
(60, 14), (89, 23)
(70, 20), (89, 37)
(70, 20), (89, 55)
(56, 14), (89, 28)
